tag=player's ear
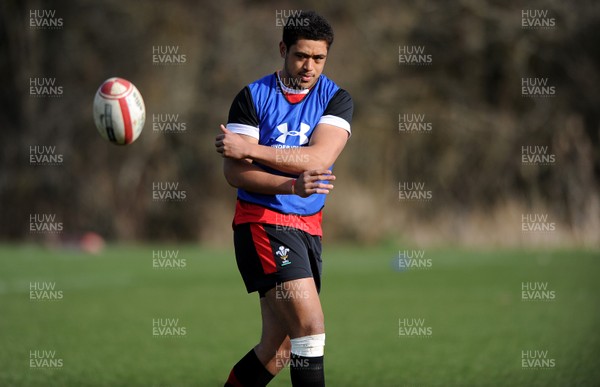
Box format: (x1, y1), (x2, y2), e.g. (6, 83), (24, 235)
(279, 41), (287, 58)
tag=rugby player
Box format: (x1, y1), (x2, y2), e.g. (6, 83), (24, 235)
(215, 10), (353, 386)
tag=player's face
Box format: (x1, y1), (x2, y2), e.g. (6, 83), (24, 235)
(280, 39), (328, 89)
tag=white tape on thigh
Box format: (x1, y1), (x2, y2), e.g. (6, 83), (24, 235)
(290, 333), (325, 357)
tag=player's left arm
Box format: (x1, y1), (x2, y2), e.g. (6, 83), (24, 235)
(217, 89), (353, 175)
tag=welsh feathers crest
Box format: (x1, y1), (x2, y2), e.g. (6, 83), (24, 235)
(276, 246), (291, 265)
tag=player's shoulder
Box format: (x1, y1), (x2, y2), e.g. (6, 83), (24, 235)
(318, 75), (352, 100)
(331, 88), (352, 104)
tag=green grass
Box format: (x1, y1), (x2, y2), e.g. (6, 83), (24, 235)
(0, 244), (598, 386)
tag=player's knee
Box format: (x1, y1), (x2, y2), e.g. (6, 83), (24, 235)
(296, 315), (324, 337)
(290, 333), (326, 358)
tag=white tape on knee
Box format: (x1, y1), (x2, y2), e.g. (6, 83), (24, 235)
(290, 333), (325, 357)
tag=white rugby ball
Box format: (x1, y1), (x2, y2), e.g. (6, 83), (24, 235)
(93, 77), (145, 145)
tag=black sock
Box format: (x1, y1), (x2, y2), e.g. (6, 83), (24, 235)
(224, 348), (274, 387)
(290, 353), (324, 386)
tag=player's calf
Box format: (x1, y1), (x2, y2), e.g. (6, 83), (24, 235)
(255, 336), (291, 375)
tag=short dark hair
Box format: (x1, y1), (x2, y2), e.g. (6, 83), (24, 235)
(282, 11), (334, 49)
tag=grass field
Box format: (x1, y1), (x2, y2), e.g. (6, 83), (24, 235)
(0, 243), (599, 386)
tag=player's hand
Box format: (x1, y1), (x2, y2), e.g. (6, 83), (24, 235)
(215, 124), (249, 160)
(293, 170), (336, 198)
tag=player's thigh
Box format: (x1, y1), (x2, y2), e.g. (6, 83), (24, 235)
(263, 277), (324, 338)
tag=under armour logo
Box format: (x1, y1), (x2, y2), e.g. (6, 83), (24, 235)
(275, 122), (310, 145)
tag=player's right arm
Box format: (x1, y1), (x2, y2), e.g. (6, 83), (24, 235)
(221, 135), (335, 198)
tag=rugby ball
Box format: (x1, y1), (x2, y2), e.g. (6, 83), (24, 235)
(93, 77), (145, 145)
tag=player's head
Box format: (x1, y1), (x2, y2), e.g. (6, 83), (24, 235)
(279, 11), (334, 89)
(282, 11), (334, 50)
